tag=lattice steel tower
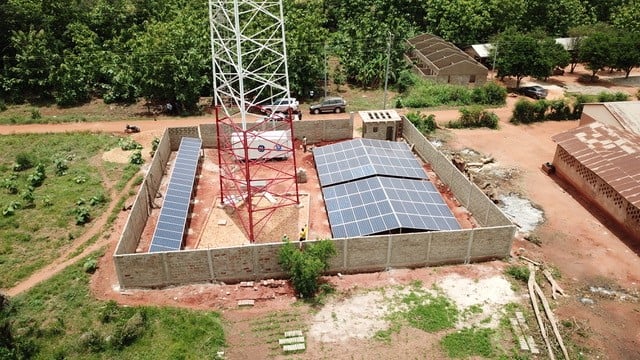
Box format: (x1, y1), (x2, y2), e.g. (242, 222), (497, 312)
(209, 0), (300, 242)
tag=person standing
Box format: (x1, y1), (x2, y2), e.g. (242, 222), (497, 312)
(302, 136), (307, 153)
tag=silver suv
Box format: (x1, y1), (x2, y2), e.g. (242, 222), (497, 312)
(262, 97), (299, 114)
(309, 97), (347, 114)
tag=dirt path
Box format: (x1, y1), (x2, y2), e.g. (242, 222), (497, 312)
(4, 154), (141, 297)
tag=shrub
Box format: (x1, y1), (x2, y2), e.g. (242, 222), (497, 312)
(448, 106), (498, 129)
(150, 137), (160, 158)
(129, 150), (144, 165)
(27, 164), (46, 187)
(83, 258), (98, 273)
(13, 153), (35, 172)
(406, 111), (436, 134)
(54, 158), (68, 176)
(546, 99), (572, 120)
(278, 238), (336, 298)
(471, 82), (507, 105)
(110, 311), (146, 349)
(1, 178), (18, 194)
(597, 91), (628, 102)
(30, 109), (41, 121)
(118, 138), (143, 151)
(396, 70), (417, 93)
(505, 265), (530, 282)
(74, 206), (91, 225)
(0, 99), (7, 112)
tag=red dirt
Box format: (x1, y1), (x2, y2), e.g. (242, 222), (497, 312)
(4, 64), (640, 359)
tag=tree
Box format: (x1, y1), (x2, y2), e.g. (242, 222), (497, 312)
(579, 30), (615, 81)
(611, 31), (640, 78)
(129, 7), (210, 113)
(611, 0), (640, 34)
(518, 0), (595, 37)
(422, 0), (526, 46)
(278, 238), (336, 298)
(493, 29), (569, 87)
(284, 0), (328, 99)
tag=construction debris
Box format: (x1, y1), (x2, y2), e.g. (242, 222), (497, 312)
(280, 330), (305, 353)
(543, 269), (567, 299)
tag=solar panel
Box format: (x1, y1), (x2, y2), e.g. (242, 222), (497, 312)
(322, 176), (460, 238)
(149, 137), (202, 253)
(314, 138), (428, 187)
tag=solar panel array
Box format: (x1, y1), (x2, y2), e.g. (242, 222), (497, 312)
(313, 138), (428, 187)
(149, 137), (202, 253)
(322, 176), (460, 238)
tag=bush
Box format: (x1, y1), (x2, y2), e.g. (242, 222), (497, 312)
(0, 99), (7, 112)
(471, 82), (507, 105)
(83, 258), (98, 273)
(278, 239), (336, 298)
(30, 109), (41, 121)
(118, 138), (143, 151)
(597, 91), (628, 102)
(110, 312), (146, 349)
(395, 70), (417, 93)
(448, 106), (498, 129)
(129, 150), (144, 165)
(74, 206), (91, 225)
(546, 99), (572, 120)
(13, 153), (36, 172)
(406, 111), (436, 134)
(505, 265), (530, 282)
(150, 137), (160, 158)
(54, 158), (68, 176)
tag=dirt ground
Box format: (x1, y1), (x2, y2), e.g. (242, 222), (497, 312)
(4, 64), (640, 359)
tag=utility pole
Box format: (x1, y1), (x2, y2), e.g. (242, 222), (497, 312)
(492, 42), (499, 79)
(383, 32), (392, 109)
(324, 43), (328, 98)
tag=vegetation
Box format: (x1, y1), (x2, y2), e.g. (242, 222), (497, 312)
(448, 106), (499, 129)
(402, 80), (507, 108)
(511, 91), (630, 124)
(0, 133), (128, 288)
(441, 326), (495, 358)
(1, 0), (635, 113)
(0, 254), (225, 359)
(406, 111), (437, 134)
(278, 238), (336, 299)
(505, 265), (531, 283)
(492, 28), (570, 87)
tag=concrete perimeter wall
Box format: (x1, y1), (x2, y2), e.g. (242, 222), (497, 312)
(115, 225), (514, 288)
(113, 118), (514, 289)
(402, 117), (513, 228)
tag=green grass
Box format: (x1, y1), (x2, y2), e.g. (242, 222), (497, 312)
(7, 253), (225, 359)
(505, 265), (530, 283)
(0, 133), (128, 288)
(441, 327), (496, 358)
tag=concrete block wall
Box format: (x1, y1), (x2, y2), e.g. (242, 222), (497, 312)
(402, 117), (513, 227)
(113, 120), (515, 289)
(293, 117), (353, 143)
(115, 225), (514, 289)
(199, 123), (218, 148)
(168, 127), (200, 150)
(115, 130), (171, 256)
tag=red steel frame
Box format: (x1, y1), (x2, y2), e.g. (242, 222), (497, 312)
(215, 107), (300, 242)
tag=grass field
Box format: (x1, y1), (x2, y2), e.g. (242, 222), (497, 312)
(7, 252), (225, 359)
(0, 133), (131, 288)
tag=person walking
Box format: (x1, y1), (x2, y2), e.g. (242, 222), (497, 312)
(302, 136), (307, 153)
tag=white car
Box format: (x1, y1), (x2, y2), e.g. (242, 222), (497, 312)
(262, 97), (299, 114)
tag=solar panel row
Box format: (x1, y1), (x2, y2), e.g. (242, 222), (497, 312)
(149, 137), (202, 253)
(322, 176), (460, 238)
(313, 138), (427, 187)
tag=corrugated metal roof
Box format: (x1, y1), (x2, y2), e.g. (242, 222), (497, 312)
(552, 122), (640, 206)
(407, 34), (487, 72)
(604, 102), (640, 134)
(468, 37), (578, 58)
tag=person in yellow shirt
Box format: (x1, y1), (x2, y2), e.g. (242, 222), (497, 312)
(299, 224), (308, 242)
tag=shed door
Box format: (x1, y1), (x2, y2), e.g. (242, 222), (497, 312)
(386, 126), (394, 141)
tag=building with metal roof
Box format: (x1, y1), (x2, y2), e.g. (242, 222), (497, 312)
(465, 37), (579, 66)
(579, 101), (640, 135)
(406, 34), (488, 86)
(551, 122), (640, 242)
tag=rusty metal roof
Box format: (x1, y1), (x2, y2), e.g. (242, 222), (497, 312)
(552, 122), (640, 206)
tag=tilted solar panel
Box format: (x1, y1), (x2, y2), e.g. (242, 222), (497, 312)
(149, 137), (202, 253)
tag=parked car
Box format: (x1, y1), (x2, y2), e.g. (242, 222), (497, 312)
(262, 97), (299, 114)
(519, 86), (548, 99)
(309, 97), (347, 114)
